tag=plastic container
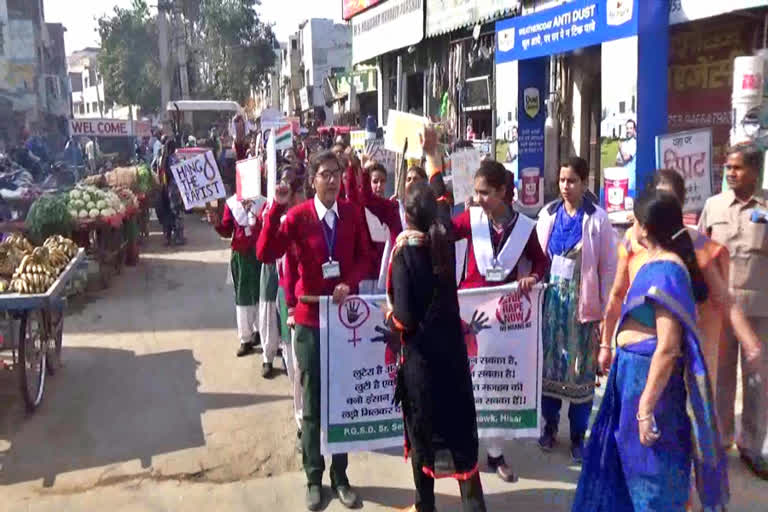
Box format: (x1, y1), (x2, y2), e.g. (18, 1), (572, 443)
(732, 56), (764, 100)
(520, 167), (540, 206)
(604, 167), (629, 213)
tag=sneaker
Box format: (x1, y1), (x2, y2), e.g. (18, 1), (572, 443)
(306, 484), (322, 511)
(571, 440), (584, 464)
(538, 430), (557, 452)
(236, 343), (253, 357)
(262, 362), (274, 379)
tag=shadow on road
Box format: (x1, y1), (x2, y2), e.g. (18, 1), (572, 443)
(0, 346), (284, 487)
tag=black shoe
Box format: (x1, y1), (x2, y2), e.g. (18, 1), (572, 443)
(236, 343), (253, 357)
(333, 484), (359, 509)
(570, 440), (584, 464)
(487, 455), (517, 483)
(306, 484), (322, 511)
(262, 362), (274, 379)
(252, 332), (262, 347)
(740, 451), (768, 480)
(538, 430), (557, 452)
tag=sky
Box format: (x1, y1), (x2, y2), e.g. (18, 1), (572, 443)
(42, 0), (344, 56)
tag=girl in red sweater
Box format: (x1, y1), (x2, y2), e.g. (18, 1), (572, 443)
(256, 150), (369, 511)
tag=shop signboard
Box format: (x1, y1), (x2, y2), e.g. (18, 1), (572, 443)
(655, 128), (713, 213)
(426, 0), (519, 37)
(69, 118), (135, 137)
(669, 0), (767, 25)
(496, 0), (639, 64)
(352, 0), (424, 64)
(343, 0), (383, 20)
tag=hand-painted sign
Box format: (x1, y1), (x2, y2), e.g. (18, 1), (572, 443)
(496, 0), (639, 63)
(343, 0), (383, 20)
(69, 119), (134, 137)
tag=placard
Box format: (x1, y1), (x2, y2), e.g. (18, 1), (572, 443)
(350, 130), (367, 152)
(274, 123), (293, 151)
(451, 149), (482, 205)
(170, 151), (226, 210)
(320, 284), (544, 455)
(655, 128), (713, 212)
(236, 156), (263, 201)
(384, 110), (428, 159)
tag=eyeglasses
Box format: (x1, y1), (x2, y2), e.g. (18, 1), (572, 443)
(316, 168), (341, 181)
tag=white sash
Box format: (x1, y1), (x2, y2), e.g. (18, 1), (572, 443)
(365, 208), (390, 243)
(469, 206), (536, 279)
(398, 200), (406, 230)
(226, 194), (266, 228)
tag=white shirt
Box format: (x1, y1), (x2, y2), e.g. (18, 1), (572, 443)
(314, 195), (339, 230)
(153, 139), (163, 160)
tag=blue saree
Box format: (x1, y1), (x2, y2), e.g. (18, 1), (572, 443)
(572, 260), (728, 511)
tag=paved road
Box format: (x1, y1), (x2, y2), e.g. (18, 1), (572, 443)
(0, 218), (765, 511)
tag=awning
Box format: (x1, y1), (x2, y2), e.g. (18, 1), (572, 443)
(426, 0), (520, 37)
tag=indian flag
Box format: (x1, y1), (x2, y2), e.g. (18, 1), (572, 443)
(274, 123), (292, 150)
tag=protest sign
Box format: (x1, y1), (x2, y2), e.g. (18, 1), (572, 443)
(235, 156), (262, 201)
(319, 284), (543, 455)
(655, 128), (713, 212)
(384, 110), (428, 159)
(451, 149), (482, 205)
(267, 133), (277, 202)
(350, 130), (367, 152)
(170, 150), (226, 210)
(365, 139), (398, 197)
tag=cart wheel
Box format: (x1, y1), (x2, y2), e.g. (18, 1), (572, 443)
(46, 310), (63, 376)
(18, 311), (47, 412)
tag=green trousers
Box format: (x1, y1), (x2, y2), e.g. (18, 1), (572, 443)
(294, 324), (349, 486)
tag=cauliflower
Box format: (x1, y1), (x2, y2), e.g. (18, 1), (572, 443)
(101, 208), (116, 217)
(88, 208), (100, 218)
(69, 209), (79, 218)
(69, 189), (82, 200)
(78, 210), (88, 219)
(96, 200), (107, 210)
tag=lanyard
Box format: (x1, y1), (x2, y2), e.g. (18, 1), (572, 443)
(489, 212), (517, 260)
(321, 216), (338, 262)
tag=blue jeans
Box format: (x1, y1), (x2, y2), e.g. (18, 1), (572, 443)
(541, 396), (592, 443)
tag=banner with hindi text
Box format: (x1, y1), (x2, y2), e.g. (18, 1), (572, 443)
(319, 284), (544, 455)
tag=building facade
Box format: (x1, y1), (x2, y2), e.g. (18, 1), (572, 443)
(68, 48), (136, 121)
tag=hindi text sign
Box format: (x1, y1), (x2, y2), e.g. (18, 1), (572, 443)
(655, 128), (713, 212)
(451, 149), (482, 205)
(170, 151), (226, 210)
(319, 284), (543, 455)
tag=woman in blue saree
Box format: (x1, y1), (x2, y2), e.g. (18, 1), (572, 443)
(572, 192), (729, 511)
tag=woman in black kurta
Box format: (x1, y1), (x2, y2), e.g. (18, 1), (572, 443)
(386, 182), (486, 512)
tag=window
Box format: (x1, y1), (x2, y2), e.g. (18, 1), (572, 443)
(99, 101), (104, 113)
(92, 101), (98, 113)
(45, 75), (60, 99)
(79, 104), (84, 114)
(619, 101), (626, 114)
(86, 103), (90, 113)
(291, 39), (297, 50)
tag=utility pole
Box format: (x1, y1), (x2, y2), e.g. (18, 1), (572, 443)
(157, 1), (172, 125)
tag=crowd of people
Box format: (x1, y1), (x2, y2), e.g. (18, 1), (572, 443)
(157, 114), (766, 511)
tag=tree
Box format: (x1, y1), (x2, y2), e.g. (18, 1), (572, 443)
(192, 0), (277, 104)
(97, 0), (161, 116)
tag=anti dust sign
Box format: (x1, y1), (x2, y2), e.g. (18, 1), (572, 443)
(170, 151), (226, 210)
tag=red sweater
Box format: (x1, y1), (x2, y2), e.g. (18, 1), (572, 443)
(256, 199), (370, 327)
(453, 209), (549, 289)
(346, 168), (403, 279)
(215, 201), (262, 253)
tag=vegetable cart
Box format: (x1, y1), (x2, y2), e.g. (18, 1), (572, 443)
(71, 215), (126, 289)
(0, 248), (85, 411)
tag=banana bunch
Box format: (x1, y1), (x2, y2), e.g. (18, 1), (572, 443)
(11, 247), (57, 294)
(0, 244), (23, 276)
(43, 235), (77, 270)
(2, 233), (33, 253)
(0, 278), (10, 293)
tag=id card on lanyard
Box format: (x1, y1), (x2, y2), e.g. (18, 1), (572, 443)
(321, 218), (341, 280)
(486, 217), (515, 282)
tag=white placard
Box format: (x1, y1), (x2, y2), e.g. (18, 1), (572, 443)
(170, 151), (226, 210)
(320, 284), (543, 455)
(451, 149), (482, 205)
(384, 110), (428, 159)
(267, 133), (277, 202)
(235, 156), (262, 201)
(655, 128), (713, 213)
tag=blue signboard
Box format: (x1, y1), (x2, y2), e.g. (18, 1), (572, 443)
(496, 0), (639, 63)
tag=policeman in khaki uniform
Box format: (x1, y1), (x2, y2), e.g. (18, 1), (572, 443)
(699, 143), (768, 479)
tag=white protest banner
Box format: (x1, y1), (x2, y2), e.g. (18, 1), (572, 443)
(235, 156), (262, 201)
(267, 133), (277, 202)
(385, 110), (428, 159)
(451, 149), (482, 205)
(655, 128), (713, 212)
(170, 150), (226, 210)
(320, 284), (543, 455)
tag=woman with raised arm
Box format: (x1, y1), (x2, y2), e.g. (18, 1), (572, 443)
(573, 191), (728, 511)
(387, 181), (486, 512)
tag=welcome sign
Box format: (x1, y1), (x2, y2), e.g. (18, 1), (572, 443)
(319, 284), (544, 455)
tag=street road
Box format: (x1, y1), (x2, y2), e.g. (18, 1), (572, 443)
(0, 219), (765, 511)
